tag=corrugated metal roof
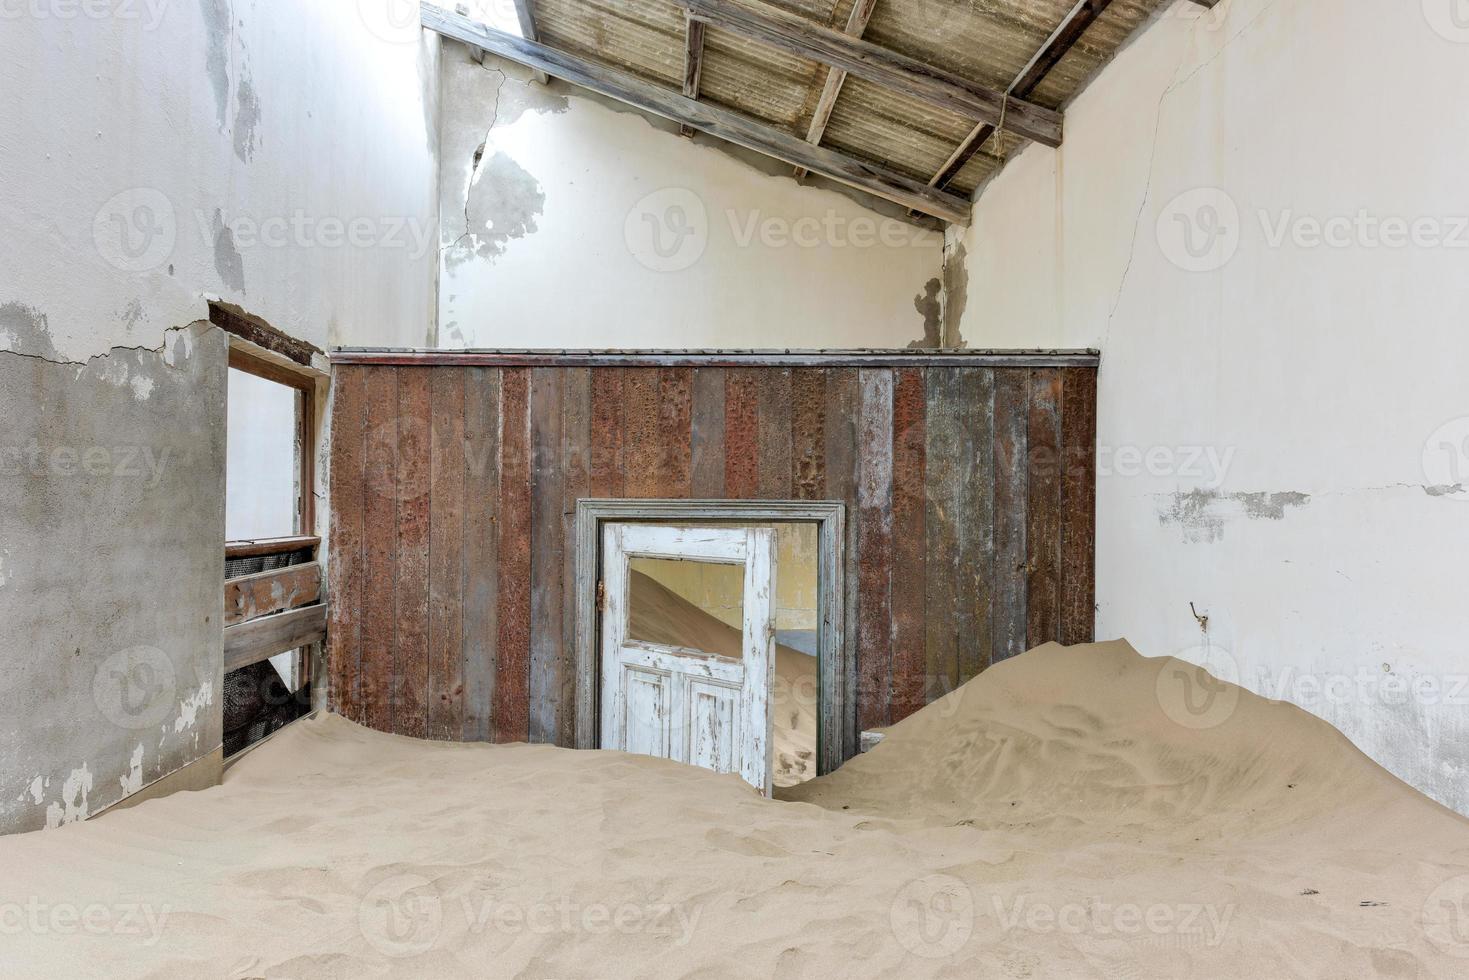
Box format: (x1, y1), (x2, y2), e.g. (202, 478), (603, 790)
(532, 0), (1169, 205)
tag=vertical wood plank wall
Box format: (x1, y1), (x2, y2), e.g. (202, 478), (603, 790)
(328, 359), (1097, 750)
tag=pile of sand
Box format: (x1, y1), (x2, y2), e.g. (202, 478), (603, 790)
(2, 640), (1467, 978)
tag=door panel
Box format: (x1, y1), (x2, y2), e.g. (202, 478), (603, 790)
(600, 523), (775, 794)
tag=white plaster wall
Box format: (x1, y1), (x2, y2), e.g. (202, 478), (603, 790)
(0, 0), (440, 359)
(953, 0), (1469, 812)
(438, 48), (946, 349)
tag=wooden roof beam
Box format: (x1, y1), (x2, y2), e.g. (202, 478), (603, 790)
(420, 3), (972, 223)
(929, 0), (1113, 193)
(793, 0), (880, 179)
(680, 15), (707, 137)
(674, 0), (1063, 147)
(511, 0), (549, 83)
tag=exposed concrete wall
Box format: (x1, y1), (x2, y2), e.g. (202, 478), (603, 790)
(951, 0), (1469, 812)
(0, 2), (440, 834)
(437, 46), (948, 349)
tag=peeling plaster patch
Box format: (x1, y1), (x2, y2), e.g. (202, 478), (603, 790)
(0, 549), (10, 589)
(492, 76), (570, 127)
(198, 0), (231, 129)
(1424, 483), (1465, 498)
(909, 278), (943, 348)
(233, 76), (262, 163)
(119, 744), (146, 796)
(1157, 489), (1311, 543)
(173, 681), (215, 735)
(130, 374), (156, 401)
(455, 151), (546, 266)
(119, 299), (148, 335)
(941, 239), (969, 348)
(43, 764), (93, 830)
(27, 776), (46, 805)
(212, 210), (247, 292)
(0, 302), (61, 361)
(163, 323), (201, 368)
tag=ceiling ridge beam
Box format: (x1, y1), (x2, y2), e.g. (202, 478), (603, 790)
(793, 0), (879, 180)
(674, 0), (1063, 147)
(929, 0), (1113, 193)
(420, 3), (971, 223)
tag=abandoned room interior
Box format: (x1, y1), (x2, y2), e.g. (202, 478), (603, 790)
(3, 0), (1468, 976)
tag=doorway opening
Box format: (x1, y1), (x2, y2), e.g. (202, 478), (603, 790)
(574, 500), (847, 792)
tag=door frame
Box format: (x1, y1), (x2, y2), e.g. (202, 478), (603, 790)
(574, 499), (848, 776)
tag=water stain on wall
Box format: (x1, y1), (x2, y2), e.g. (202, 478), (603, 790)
(910, 279), (943, 348)
(212, 210), (246, 292)
(0, 302), (61, 361)
(456, 150), (546, 265)
(1157, 489), (1311, 543)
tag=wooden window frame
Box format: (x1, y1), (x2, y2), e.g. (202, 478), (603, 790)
(226, 346), (318, 544)
(574, 499), (847, 776)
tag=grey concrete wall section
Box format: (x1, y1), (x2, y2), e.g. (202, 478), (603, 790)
(0, 324), (227, 836)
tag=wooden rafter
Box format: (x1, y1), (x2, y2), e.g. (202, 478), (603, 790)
(930, 0), (1113, 192)
(420, 3), (972, 222)
(794, 0), (879, 180)
(511, 0), (549, 83)
(680, 16), (707, 137)
(674, 0), (1063, 147)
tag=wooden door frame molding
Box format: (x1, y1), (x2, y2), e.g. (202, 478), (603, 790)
(574, 499), (848, 775)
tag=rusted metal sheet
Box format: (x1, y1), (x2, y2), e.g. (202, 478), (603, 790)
(360, 367), (399, 733)
(956, 368), (996, 683)
(889, 367), (925, 721)
(495, 367), (533, 743)
(332, 350), (1102, 368)
(462, 367), (501, 742)
(690, 367), (726, 497)
(992, 368), (1029, 664)
(226, 562), (323, 628)
(757, 367), (793, 499)
(1060, 367), (1097, 646)
(589, 369), (625, 498)
(561, 368), (591, 747)
(922, 367), (960, 699)
(622, 367), (662, 498)
(658, 367), (694, 499)
(855, 369), (893, 732)
(429, 369), (466, 740)
(790, 369), (826, 501)
(394, 368), (432, 739)
(1026, 369), (1064, 650)
(724, 368), (760, 499)
(529, 368), (565, 745)
(326, 367), (365, 720)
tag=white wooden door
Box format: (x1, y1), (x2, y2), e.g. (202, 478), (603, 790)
(599, 524), (776, 795)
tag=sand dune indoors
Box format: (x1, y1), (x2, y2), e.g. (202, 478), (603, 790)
(2, 640), (1467, 978)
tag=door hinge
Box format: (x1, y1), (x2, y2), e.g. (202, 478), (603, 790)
(596, 579), (606, 612)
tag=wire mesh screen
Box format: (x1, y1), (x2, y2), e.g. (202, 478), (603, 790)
(225, 547), (314, 580)
(224, 660), (312, 757)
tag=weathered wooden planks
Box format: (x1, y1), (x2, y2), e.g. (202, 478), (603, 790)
(495, 368), (532, 743)
(326, 367), (365, 720)
(394, 368), (432, 739)
(361, 368), (399, 732)
(462, 367), (501, 741)
(226, 562), (323, 628)
(429, 370), (466, 740)
(330, 359), (1098, 765)
(889, 368), (925, 721)
(224, 604), (328, 673)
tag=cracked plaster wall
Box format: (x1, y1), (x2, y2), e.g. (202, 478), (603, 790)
(951, 0), (1469, 811)
(436, 46), (946, 349)
(0, 3), (441, 834)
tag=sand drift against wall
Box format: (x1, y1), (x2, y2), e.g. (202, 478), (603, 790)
(2, 641), (1466, 977)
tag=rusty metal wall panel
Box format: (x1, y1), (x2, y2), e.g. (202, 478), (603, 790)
(690, 367), (726, 498)
(589, 369), (626, 498)
(889, 367), (926, 721)
(393, 368), (432, 739)
(494, 368), (532, 743)
(327, 365), (366, 722)
(429, 369), (466, 740)
(1060, 367), (1097, 646)
(790, 369), (826, 501)
(757, 367), (794, 499)
(622, 367), (662, 498)
(462, 367), (501, 742)
(658, 368), (694, 499)
(724, 368), (761, 499)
